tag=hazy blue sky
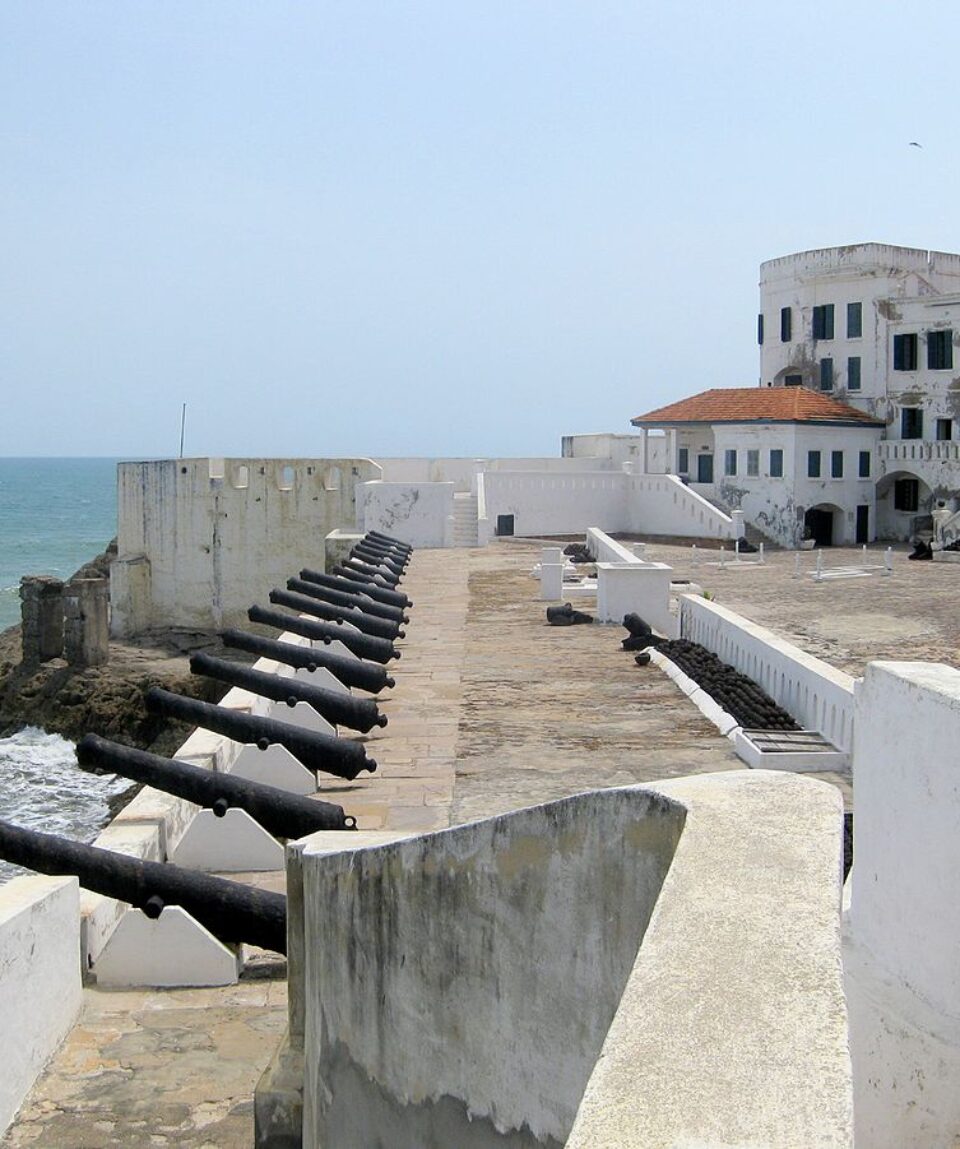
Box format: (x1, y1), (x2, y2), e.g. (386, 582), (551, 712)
(2, 2), (958, 459)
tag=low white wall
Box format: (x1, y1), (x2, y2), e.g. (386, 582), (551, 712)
(291, 772), (851, 1148)
(627, 473), (737, 539)
(357, 481), (454, 548)
(585, 527), (638, 563)
(483, 471), (627, 537)
(846, 661), (960, 1149)
(0, 876), (82, 1134)
(679, 596), (855, 749)
(596, 562), (675, 634)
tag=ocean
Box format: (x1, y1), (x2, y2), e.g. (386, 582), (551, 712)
(0, 458), (125, 880)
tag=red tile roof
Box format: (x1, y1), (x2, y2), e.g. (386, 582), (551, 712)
(631, 387), (884, 427)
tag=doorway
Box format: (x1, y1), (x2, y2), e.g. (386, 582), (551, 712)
(805, 507), (834, 546)
(496, 514), (515, 537)
(856, 505), (869, 544)
(697, 454), (714, 483)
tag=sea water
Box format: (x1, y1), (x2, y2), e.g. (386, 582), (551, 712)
(0, 458), (123, 881)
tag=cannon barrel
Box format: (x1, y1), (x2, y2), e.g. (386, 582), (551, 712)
(248, 604), (399, 665)
(351, 549), (406, 578)
(268, 588), (404, 641)
(303, 568), (412, 610)
(286, 577), (408, 624)
(144, 687), (376, 780)
(0, 818), (288, 953)
(343, 556), (401, 586)
(76, 733), (355, 836)
(220, 629), (396, 693)
(367, 530), (412, 553)
(189, 652), (388, 732)
(353, 540), (408, 567)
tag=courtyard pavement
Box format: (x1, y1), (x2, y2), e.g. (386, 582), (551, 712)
(7, 536), (947, 1146)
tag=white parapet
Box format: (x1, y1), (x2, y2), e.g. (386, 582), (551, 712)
(846, 661), (960, 1149)
(0, 876), (82, 1135)
(595, 561), (674, 634)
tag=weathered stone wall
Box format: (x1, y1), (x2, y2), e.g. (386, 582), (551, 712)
(19, 576), (64, 665)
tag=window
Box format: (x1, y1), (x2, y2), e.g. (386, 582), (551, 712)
(831, 450), (844, 478)
(893, 333), (918, 370)
(936, 418), (953, 442)
(901, 407), (923, 440)
(770, 449), (784, 478)
(859, 450), (871, 478)
(677, 446), (689, 473)
(724, 449), (737, 476)
(757, 314), (764, 345)
(894, 478), (919, 513)
(808, 450), (822, 478)
(820, 358), (834, 390)
(781, 307), (792, 342)
(847, 356), (861, 390)
(747, 449), (759, 477)
(813, 304), (835, 340)
(784, 373), (803, 387)
(847, 302), (862, 339)
(928, 329), (953, 370)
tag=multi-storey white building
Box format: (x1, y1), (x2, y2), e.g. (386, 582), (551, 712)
(759, 243), (960, 540)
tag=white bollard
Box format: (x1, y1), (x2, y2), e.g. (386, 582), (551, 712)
(883, 547), (893, 575)
(862, 544), (868, 564)
(759, 543), (765, 565)
(793, 552), (801, 579)
(719, 547), (726, 570)
(815, 549), (823, 582)
(691, 544), (698, 568)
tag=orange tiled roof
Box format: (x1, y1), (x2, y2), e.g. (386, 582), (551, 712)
(631, 387), (884, 427)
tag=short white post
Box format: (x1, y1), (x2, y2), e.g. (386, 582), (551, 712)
(815, 550), (823, 582)
(883, 546), (893, 575)
(793, 552), (801, 579)
(691, 544), (698, 568)
(759, 543), (765, 565)
(719, 547), (726, 570)
(862, 544), (868, 564)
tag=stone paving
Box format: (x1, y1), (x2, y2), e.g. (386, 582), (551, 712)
(3, 539), (874, 1147)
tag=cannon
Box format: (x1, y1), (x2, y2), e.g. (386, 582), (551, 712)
(220, 629), (395, 693)
(352, 543), (407, 572)
(0, 818), (288, 953)
(351, 551), (406, 579)
(267, 588), (404, 641)
(248, 603), (400, 665)
(189, 651), (388, 732)
(286, 576), (408, 624)
(144, 687), (377, 779)
(303, 567), (412, 610)
(358, 537), (409, 562)
(367, 530), (412, 553)
(76, 733), (356, 835)
(342, 556), (401, 587)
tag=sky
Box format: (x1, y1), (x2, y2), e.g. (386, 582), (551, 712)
(2, 2), (959, 460)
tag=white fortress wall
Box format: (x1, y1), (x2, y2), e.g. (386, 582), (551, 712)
(482, 470), (629, 537)
(625, 472), (738, 540)
(111, 457), (381, 637)
(356, 481), (455, 549)
(846, 661), (960, 1149)
(0, 876), (82, 1134)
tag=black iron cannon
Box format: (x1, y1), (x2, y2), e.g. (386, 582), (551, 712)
(352, 543), (407, 573)
(76, 733), (355, 835)
(267, 588), (404, 641)
(359, 537), (409, 561)
(367, 530), (412, 553)
(248, 603), (400, 665)
(0, 818), (288, 954)
(303, 567), (412, 610)
(144, 687), (377, 780)
(341, 557), (401, 587)
(220, 628), (396, 693)
(286, 576), (408, 624)
(189, 651), (388, 732)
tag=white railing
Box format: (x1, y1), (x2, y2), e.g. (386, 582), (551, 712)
(679, 596), (855, 750)
(628, 474), (740, 540)
(879, 440), (960, 463)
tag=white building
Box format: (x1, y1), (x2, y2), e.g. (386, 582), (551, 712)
(630, 388), (883, 547)
(759, 243), (960, 540)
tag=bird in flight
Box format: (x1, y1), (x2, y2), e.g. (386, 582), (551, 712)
(909, 141), (923, 148)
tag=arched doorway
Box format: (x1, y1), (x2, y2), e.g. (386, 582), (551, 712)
(875, 470), (933, 541)
(804, 503), (844, 546)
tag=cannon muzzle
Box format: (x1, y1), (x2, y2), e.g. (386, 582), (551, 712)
(302, 568), (412, 610)
(0, 818), (288, 953)
(367, 530), (413, 554)
(286, 577), (408, 624)
(144, 687), (376, 780)
(189, 652), (388, 732)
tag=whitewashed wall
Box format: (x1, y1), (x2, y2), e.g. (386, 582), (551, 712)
(111, 457), (381, 636)
(626, 474), (737, 540)
(0, 876), (82, 1135)
(679, 596), (855, 750)
(357, 481), (454, 548)
(846, 661), (960, 1149)
(482, 471), (628, 536)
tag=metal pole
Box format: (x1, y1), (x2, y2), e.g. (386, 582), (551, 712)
(179, 403), (187, 458)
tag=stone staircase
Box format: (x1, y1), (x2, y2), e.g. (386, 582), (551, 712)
(452, 492), (479, 547)
(702, 494), (781, 550)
